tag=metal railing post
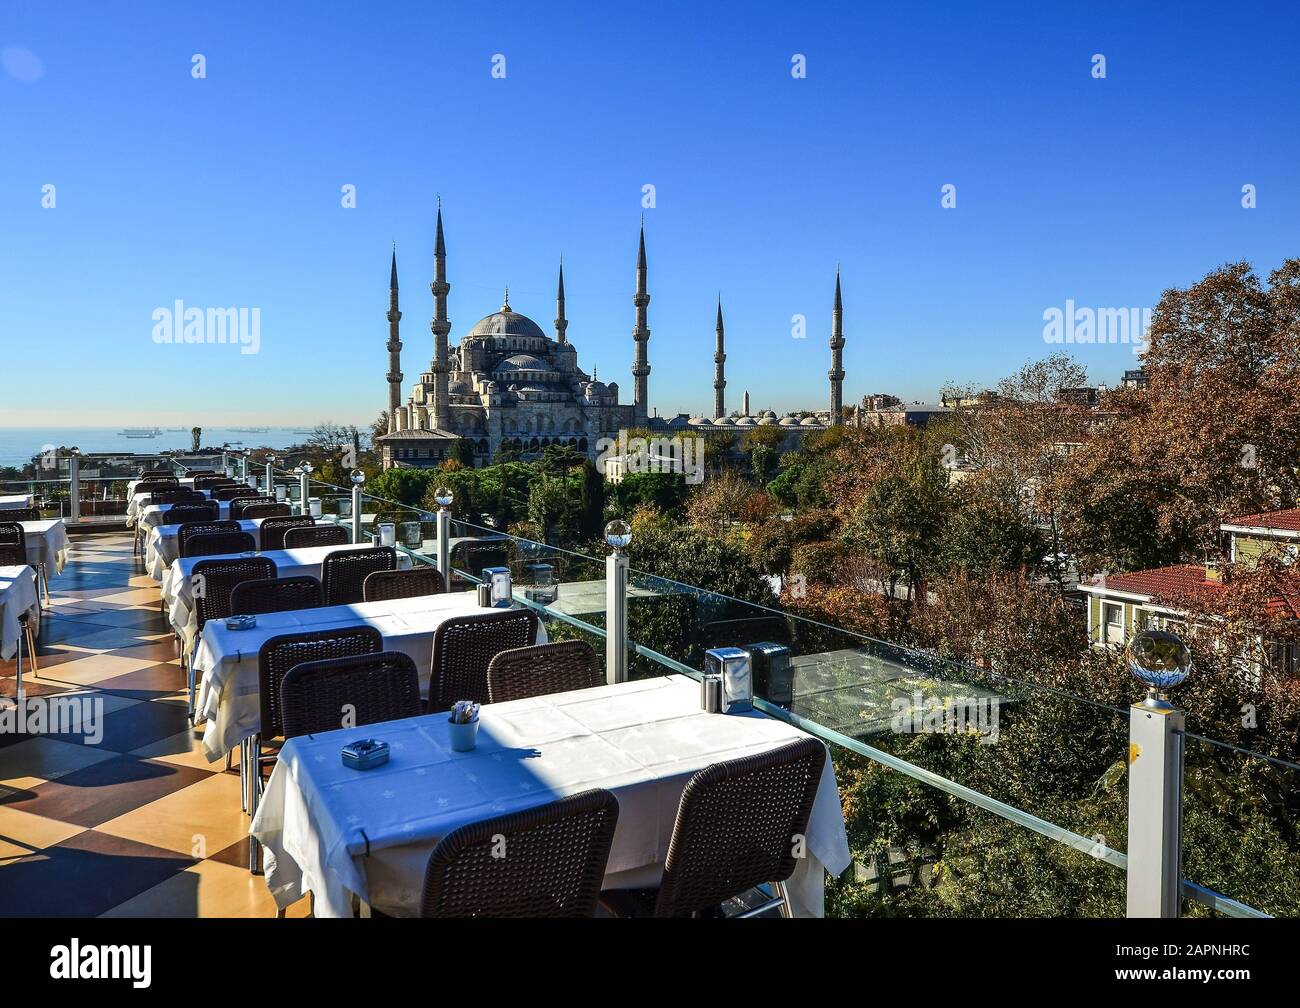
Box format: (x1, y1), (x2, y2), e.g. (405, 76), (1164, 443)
(603, 521), (632, 685)
(436, 508), (451, 592)
(265, 457), (275, 497)
(68, 453), (80, 524)
(351, 471), (364, 545)
(1126, 689), (1185, 917)
(298, 463), (312, 518)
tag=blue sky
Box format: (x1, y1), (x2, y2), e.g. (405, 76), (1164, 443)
(2, 1), (1298, 426)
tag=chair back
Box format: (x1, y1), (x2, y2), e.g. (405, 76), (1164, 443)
(320, 546), (396, 606)
(191, 555), (277, 633)
(230, 496), (276, 519)
(229, 575), (323, 616)
(487, 640), (600, 704)
(194, 474), (232, 489)
(185, 530), (256, 558)
(429, 608), (538, 713)
(420, 789), (619, 918)
(210, 487), (248, 501)
(243, 502), (292, 520)
(362, 566), (445, 602)
(697, 615), (793, 652)
(177, 520), (240, 557)
(0, 522), (26, 567)
(141, 468), (174, 478)
(259, 516), (314, 551)
(257, 625), (382, 738)
(283, 524), (349, 550)
(166, 503), (219, 526)
(452, 542), (510, 579)
(280, 650), (421, 739)
(653, 737), (825, 918)
(1, 507), (40, 522)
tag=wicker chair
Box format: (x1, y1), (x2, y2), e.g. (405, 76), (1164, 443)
(697, 615), (793, 652)
(177, 520), (241, 557)
(187, 555), (277, 719)
(428, 608), (538, 713)
(283, 523), (349, 550)
(599, 737), (826, 918)
(137, 475), (179, 488)
(230, 496), (276, 519)
(184, 530), (256, 558)
(321, 546), (397, 606)
(0, 507), (40, 522)
(486, 640), (600, 704)
(165, 503), (219, 526)
(141, 468), (174, 478)
(193, 474), (231, 489)
(257, 625), (383, 742)
(259, 516), (314, 551)
(419, 789), (620, 918)
(362, 566), (445, 602)
(211, 487), (248, 502)
(229, 575), (323, 616)
(280, 650), (421, 739)
(242, 502), (292, 520)
(0, 522), (26, 567)
(450, 542), (510, 588)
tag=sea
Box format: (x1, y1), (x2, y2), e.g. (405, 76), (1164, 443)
(0, 427), (352, 467)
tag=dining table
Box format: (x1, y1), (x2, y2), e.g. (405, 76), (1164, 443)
(144, 518), (265, 581)
(161, 542), (411, 651)
(16, 518), (69, 576)
(0, 565), (39, 662)
(0, 494), (35, 511)
(250, 674), (851, 918)
(193, 589), (545, 761)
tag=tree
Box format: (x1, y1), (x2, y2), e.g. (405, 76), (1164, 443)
(190, 427), (202, 452)
(579, 460), (605, 538)
(684, 469), (751, 536)
(750, 443), (777, 486)
(451, 438), (476, 468)
(371, 411), (389, 445)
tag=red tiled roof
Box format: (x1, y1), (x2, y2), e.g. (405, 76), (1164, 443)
(1224, 508), (1300, 532)
(1086, 564), (1215, 599)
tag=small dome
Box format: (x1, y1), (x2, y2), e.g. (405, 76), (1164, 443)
(758, 416), (779, 425)
(688, 416), (711, 426)
(779, 416), (800, 427)
(800, 416), (821, 427)
(712, 416), (734, 426)
(735, 416), (756, 426)
(495, 353), (550, 373)
(448, 380), (473, 395)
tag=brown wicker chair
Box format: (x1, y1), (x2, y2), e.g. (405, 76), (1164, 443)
(187, 555), (277, 718)
(362, 566), (445, 602)
(450, 542), (510, 588)
(320, 546), (396, 606)
(141, 468), (174, 478)
(211, 486), (248, 502)
(599, 737), (826, 918)
(419, 789), (620, 918)
(229, 575), (323, 616)
(137, 475), (179, 488)
(280, 650), (421, 739)
(185, 530), (256, 558)
(177, 520), (241, 557)
(257, 625), (383, 742)
(259, 516), (314, 551)
(230, 496), (277, 519)
(428, 608), (538, 713)
(283, 523), (349, 550)
(193, 474), (232, 489)
(1, 507), (41, 522)
(165, 503), (220, 526)
(486, 640), (600, 704)
(0, 522), (26, 567)
(242, 502), (292, 520)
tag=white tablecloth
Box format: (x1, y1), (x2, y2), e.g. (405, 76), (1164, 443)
(162, 542), (407, 652)
(0, 494), (34, 510)
(0, 565), (39, 660)
(126, 492), (221, 525)
(144, 518), (263, 582)
(194, 591), (545, 760)
(251, 675), (850, 918)
(133, 500), (231, 532)
(17, 519), (69, 576)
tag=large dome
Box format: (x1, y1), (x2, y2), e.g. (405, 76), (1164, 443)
(467, 308), (547, 341)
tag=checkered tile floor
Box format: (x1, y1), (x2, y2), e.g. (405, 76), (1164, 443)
(0, 532), (307, 917)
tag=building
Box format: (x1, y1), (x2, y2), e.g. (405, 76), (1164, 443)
(1079, 507), (1300, 675)
(378, 206), (850, 469)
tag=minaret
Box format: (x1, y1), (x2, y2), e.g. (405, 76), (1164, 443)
(829, 267), (845, 422)
(429, 201), (451, 431)
(631, 221), (651, 426)
(713, 295), (726, 419)
(554, 258), (568, 345)
(386, 245), (403, 433)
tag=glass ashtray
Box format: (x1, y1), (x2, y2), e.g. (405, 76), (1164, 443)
(226, 614), (258, 631)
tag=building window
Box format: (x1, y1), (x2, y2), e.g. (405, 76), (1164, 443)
(1103, 603), (1124, 646)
